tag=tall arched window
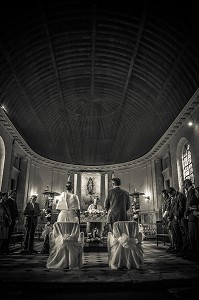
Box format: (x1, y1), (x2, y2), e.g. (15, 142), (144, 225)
(0, 136), (5, 189)
(182, 142), (194, 183)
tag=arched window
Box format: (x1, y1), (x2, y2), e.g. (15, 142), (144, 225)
(0, 136), (5, 189)
(182, 142), (194, 183)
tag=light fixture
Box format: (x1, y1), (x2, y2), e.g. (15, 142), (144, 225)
(187, 115), (194, 126)
(31, 194), (38, 197)
(1, 104), (7, 112)
(188, 120), (193, 126)
(144, 193), (150, 201)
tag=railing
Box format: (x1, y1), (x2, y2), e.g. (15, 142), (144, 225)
(142, 223), (156, 239)
(156, 220), (169, 246)
(10, 225), (25, 247)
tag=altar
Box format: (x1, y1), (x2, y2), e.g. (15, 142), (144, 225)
(80, 212), (107, 223)
(80, 211), (108, 250)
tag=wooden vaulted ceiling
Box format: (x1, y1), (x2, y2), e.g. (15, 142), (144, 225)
(0, 0), (199, 166)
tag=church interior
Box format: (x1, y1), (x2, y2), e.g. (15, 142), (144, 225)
(1, 0), (199, 298)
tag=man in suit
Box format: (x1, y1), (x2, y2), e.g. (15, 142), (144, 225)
(0, 192), (12, 254)
(21, 195), (41, 254)
(104, 177), (130, 232)
(167, 187), (189, 256)
(184, 179), (199, 260)
(2, 190), (18, 254)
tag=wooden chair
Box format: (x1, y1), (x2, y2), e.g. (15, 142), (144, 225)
(156, 220), (169, 246)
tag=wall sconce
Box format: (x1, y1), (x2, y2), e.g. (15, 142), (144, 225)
(144, 195), (150, 201)
(31, 194), (38, 198)
(44, 185), (50, 192)
(188, 120), (193, 126)
(187, 116), (194, 127)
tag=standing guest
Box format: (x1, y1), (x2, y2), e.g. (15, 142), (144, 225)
(167, 187), (189, 257)
(3, 190), (18, 254)
(21, 195), (41, 254)
(184, 179), (198, 261)
(162, 189), (170, 222)
(0, 192), (12, 254)
(56, 182), (80, 223)
(193, 186), (199, 256)
(161, 189), (174, 253)
(104, 177), (130, 232)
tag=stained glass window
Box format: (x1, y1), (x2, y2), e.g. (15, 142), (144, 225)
(182, 142), (194, 183)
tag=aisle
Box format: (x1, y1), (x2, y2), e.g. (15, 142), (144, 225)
(1, 240), (199, 299)
(2, 239), (199, 282)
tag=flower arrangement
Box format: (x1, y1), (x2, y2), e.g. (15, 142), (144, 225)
(84, 210), (107, 219)
(131, 198), (140, 221)
(41, 208), (52, 222)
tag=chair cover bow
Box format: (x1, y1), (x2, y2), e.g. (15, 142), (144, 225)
(47, 222), (84, 270)
(107, 221), (144, 270)
(54, 233), (84, 249)
(63, 233), (76, 242)
(112, 233), (139, 248)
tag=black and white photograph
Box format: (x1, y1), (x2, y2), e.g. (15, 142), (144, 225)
(0, 0), (199, 299)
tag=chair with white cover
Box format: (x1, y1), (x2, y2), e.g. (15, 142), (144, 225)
(107, 221), (143, 269)
(46, 222), (84, 270)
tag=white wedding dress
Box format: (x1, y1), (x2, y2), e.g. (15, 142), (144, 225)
(56, 191), (80, 223)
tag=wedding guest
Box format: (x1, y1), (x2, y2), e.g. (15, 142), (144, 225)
(21, 195), (41, 254)
(193, 186), (199, 256)
(184, 179), (199, 261)
(3, 190), (18, 253)
(104, 177), (130, 232)
(167, 187), (189, 257)
(0, 192), (12, 254)
(161, 189), (174, 253)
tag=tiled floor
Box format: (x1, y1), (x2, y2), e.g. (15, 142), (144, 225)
(1, 239), (199, 299)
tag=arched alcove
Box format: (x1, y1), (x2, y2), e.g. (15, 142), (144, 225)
(0, 136), (5, 190)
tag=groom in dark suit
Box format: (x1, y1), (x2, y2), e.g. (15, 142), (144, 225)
(104, 177), (130, 232)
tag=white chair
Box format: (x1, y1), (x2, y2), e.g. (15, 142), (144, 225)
(46, 222), (84, 270)
(107, 221), (143, 269)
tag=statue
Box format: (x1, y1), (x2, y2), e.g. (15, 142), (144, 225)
(87, 177), (94, 195)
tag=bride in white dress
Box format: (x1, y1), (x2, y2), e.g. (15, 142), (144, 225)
(56, 182), (80, 223)
(46, 182), (83, 270)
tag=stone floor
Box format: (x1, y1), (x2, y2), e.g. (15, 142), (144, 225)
(1, 239), (199, 299)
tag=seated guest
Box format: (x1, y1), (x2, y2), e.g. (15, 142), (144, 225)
(41, 217), (52, 254)
(21, 195), (41, 254)
(86, 196), (104, 238)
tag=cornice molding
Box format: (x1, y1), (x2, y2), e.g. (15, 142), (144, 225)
(1, 88), (199, 172)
